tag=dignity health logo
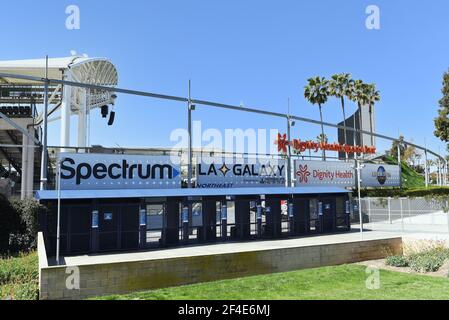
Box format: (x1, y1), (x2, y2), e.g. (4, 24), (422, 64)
(296, 165), (311, 183)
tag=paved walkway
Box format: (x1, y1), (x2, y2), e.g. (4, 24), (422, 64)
(51, 230), (401, 267)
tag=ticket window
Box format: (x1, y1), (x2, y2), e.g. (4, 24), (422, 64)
(201, 200), (217, 242)
(234, 199), (251, 240)
(162, 200), (181, 246)
(292, 198), (309, 235)
(309, 199), (321, 233)
(265, 198), (282, 238)
(321, 199), (336, 233)
(146, 204), (164, 246)
(335, 197), (351, 231)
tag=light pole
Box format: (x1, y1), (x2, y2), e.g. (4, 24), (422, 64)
(397, 142), (402, 188)
(56, 157), (62, 265)
(187, 80), (193, 188)
(40, 55), (49, 190)
(286, 98), (295, 188)
(355, 156), (364, 236)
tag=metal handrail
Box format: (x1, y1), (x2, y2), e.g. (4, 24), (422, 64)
(0, 71), (446, 161)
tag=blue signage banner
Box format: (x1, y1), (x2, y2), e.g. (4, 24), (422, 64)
(360, 164), (401, 187)
(58, 153), (182, 190)
(196, 157), (286, 188)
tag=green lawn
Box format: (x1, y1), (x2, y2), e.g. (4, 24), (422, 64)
(0, 252), (39, 300)
(97, 264), (449, 300)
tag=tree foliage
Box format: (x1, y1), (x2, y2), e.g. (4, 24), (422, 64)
(0, 196), (46, 255)
(390, 136), (407, 159)
(0, 195), (20, 255)
(434, 70), (449, 143)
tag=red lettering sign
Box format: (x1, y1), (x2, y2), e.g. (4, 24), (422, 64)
(275, 134), (376, 155)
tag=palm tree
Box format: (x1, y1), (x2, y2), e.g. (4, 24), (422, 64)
(351, 80), (370, 149)
(317, 133), (328, 144)
(329, 73), (354, 160)
(304, 77), (329, 161)
(366, 83), (381, 147)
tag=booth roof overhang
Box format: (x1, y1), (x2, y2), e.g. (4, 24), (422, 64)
(35, 187), (351, 201)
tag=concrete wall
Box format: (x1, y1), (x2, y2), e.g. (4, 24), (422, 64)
(39, 237), (402, 300)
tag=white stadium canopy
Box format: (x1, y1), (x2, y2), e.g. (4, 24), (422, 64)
(0, 56), (119, 149)
(0, 56), (118, 86)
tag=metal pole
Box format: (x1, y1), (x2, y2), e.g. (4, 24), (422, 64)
(367, 197), (371, 223)
(356, 157), (363, 235)
(39, 55), (49, 190)
(286, 98), (292, 187)
(444, 160), (448, 187)
(408, 198), (412, 218)
(388, 197), (392, 224)
(400, 198), (404, 233)
(187, 80), (193, 188)
(397, 143), (402, 187)
(424, 151), (429, 188)
(56, 158), (61, 265)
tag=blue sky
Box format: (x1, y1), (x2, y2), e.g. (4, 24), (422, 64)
(1, 0), (448, 156)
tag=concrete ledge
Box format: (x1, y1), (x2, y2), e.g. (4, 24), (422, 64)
(37, 232), (49, 299)
(39, 236), (403, 300)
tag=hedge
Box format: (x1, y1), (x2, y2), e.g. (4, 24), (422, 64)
(357, 187), (449, 199)
(0, 196), (47, 255)
(0, 195), (20, 255)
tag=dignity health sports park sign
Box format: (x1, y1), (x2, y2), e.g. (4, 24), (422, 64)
(196, 157), (286, 188)
(294, 160), (401, 188)
(58, 153), (182, 190)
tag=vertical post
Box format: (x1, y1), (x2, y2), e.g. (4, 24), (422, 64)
(367, 197), (371, 223)
(182, 204), (189, 243)
(221, 201), (228, 240)
(437, 159), (440, 186)
(257, 201), (263, 237)
(286, 98), (292, 187)
(408, 197), (412, 218)
(56, 158), (61, 265)
(139, 207), (147, 249)
(60, 72), (72, 152)
(77, 89), (88, 151)
(388, 197), (392, 224)
(424, 151), (429, 188)
(444, 160), (448, 187)
(397, 143), (402, 187)
(25, 127), (35, 198)
(400, 198), (404, 232)
(356, 158), (363, 235)
(40, 55), (49, 190)
(21, 131), (29, 200)
(187, 80), (193, 188)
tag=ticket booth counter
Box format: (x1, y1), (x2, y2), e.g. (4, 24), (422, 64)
(36, 187), (351, 257)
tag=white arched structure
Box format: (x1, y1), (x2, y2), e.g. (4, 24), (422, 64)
(0, 56), (118, 150)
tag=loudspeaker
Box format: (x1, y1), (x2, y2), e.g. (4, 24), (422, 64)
(101, 105), (109, 118)
(108, 111), (115, 126)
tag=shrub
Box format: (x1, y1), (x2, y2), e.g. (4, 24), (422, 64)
(358, 187), (449, 199)
(0, 252), (39, 300)
(0, 252), (38, 284)
(408, 248), (449, 273)
(386, 255), (409, 268)
(0, 195), (20, 255)
(10, 198), (48, 252)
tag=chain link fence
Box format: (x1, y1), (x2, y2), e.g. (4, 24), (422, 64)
(353, 197), (449, 234)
